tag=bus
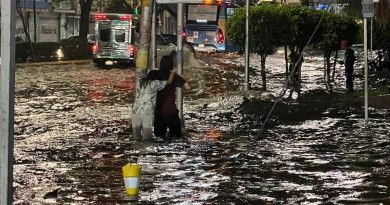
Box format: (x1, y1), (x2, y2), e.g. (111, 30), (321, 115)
(184, 0), (227, 52)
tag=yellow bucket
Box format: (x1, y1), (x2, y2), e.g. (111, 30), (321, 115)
(122, 163), (142, 199)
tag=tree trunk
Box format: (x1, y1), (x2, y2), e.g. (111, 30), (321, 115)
(261, 54), (267, 91)
(16, 0), (34, 60)
(284, 45), (288, 77)
(136, 0), (155, 71)
(79, 0), (93, 38)
(332, 50), (338, 81)
(326, 57), (331, 83)
(33, 0), (37, 43)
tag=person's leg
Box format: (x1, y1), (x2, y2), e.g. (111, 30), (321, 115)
(141, 114), (154, 141)
(131, 115), (142, 141)
(166, 114), (182, 138)
(154, 114), (168, 138)
(346, 74), (353, 92)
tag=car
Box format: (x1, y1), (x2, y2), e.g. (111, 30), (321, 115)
(153, 34), (195, 67)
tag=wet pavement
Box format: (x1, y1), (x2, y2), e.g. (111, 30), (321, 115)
(13, 52), (390, 204)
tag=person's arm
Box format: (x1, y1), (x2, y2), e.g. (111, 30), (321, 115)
(183, 82), (191, 91)
(175, 73), (192, 91)
(166, 70), (175, 85)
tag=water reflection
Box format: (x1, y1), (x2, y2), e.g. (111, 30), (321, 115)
(13, 54), (390, 204)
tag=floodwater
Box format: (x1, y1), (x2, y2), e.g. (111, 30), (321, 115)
(13, 51), (390, 204)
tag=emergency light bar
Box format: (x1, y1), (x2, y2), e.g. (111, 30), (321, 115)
(94, 14), (132, 21)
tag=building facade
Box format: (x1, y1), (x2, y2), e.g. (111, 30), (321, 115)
(14, 0), (78, 43)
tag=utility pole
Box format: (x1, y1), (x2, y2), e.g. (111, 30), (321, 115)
(1, 0), (16, 204)
(135, 0), (155, 71)
(177, 3), (184, 120)
(151, 0), (157, 68)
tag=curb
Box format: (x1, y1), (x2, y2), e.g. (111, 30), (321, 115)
(16, 59), (92, 67)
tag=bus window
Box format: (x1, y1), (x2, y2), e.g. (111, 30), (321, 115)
(115, 29), (126, 43)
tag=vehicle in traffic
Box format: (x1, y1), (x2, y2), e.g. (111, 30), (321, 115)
(91, 13), (140, 66)
(91, 13), (195, 67)
(184, 2), (227, 53)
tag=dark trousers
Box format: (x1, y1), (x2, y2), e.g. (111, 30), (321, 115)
(154, 113), (182, 139)
(346, 66), (354, 92)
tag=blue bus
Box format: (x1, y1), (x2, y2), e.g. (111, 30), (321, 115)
(184, 0), (227, 52)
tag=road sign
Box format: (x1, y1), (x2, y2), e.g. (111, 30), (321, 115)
(362, 0), (374, 18)
(156, 0), (203, 3)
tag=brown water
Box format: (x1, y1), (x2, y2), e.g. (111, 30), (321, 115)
(13, 53), (390, 204)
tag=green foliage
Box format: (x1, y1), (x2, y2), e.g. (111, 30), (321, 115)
(250, 5), (282, 55)
(286, 6), (323, 52)
(227, 4), (286, 55)
(226, 7), (245, 49)
(317, 12), (358, 58)
(106, 0), (134, 14)
(373, 22), (390, 52)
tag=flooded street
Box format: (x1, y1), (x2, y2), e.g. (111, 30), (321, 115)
(13, 52), (390, 204)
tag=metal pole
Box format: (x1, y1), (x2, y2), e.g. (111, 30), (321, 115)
(370, 17), (373, 60)
(364, 18), (369, 123)
(1, 0), (16, 204)
(243, 0), (250, 91)
(151, 0), (157, 68)
(176, 3), (184, 121)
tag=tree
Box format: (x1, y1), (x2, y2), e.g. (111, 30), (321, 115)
(135, 0), (155, 70)
(106, 0), (134, 14)
(316, 13), (358, 85)
(53, 0), (92, 38)
(282, 6), (323, 94)
(375, 0), (390, 26)
(78, 0), (93, 38)
(16, 0), (34, 58)
(227, 5), (288, 90)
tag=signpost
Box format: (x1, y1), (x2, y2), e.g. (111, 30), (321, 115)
(362, 0), (374, 124)
(1, 0), (16, 204)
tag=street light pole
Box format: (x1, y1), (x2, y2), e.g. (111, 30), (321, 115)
(151, 0), (157, 68)
(364, 18), (369, 123)
(177, 3), (184, 121)
(243, 0), (250, 91)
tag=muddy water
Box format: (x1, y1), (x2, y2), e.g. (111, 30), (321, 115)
(13, 53), (390, 205)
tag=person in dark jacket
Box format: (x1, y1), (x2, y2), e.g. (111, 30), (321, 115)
(154, 56), (191, 140)
(343, 41), (356, 92)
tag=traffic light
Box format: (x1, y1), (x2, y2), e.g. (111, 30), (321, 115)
(203, 0), (223, 5)
(133, 4), (139, 14)
(203, 0), (214, 5)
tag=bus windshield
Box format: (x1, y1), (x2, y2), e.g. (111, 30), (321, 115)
(186, 4), (220, 25)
